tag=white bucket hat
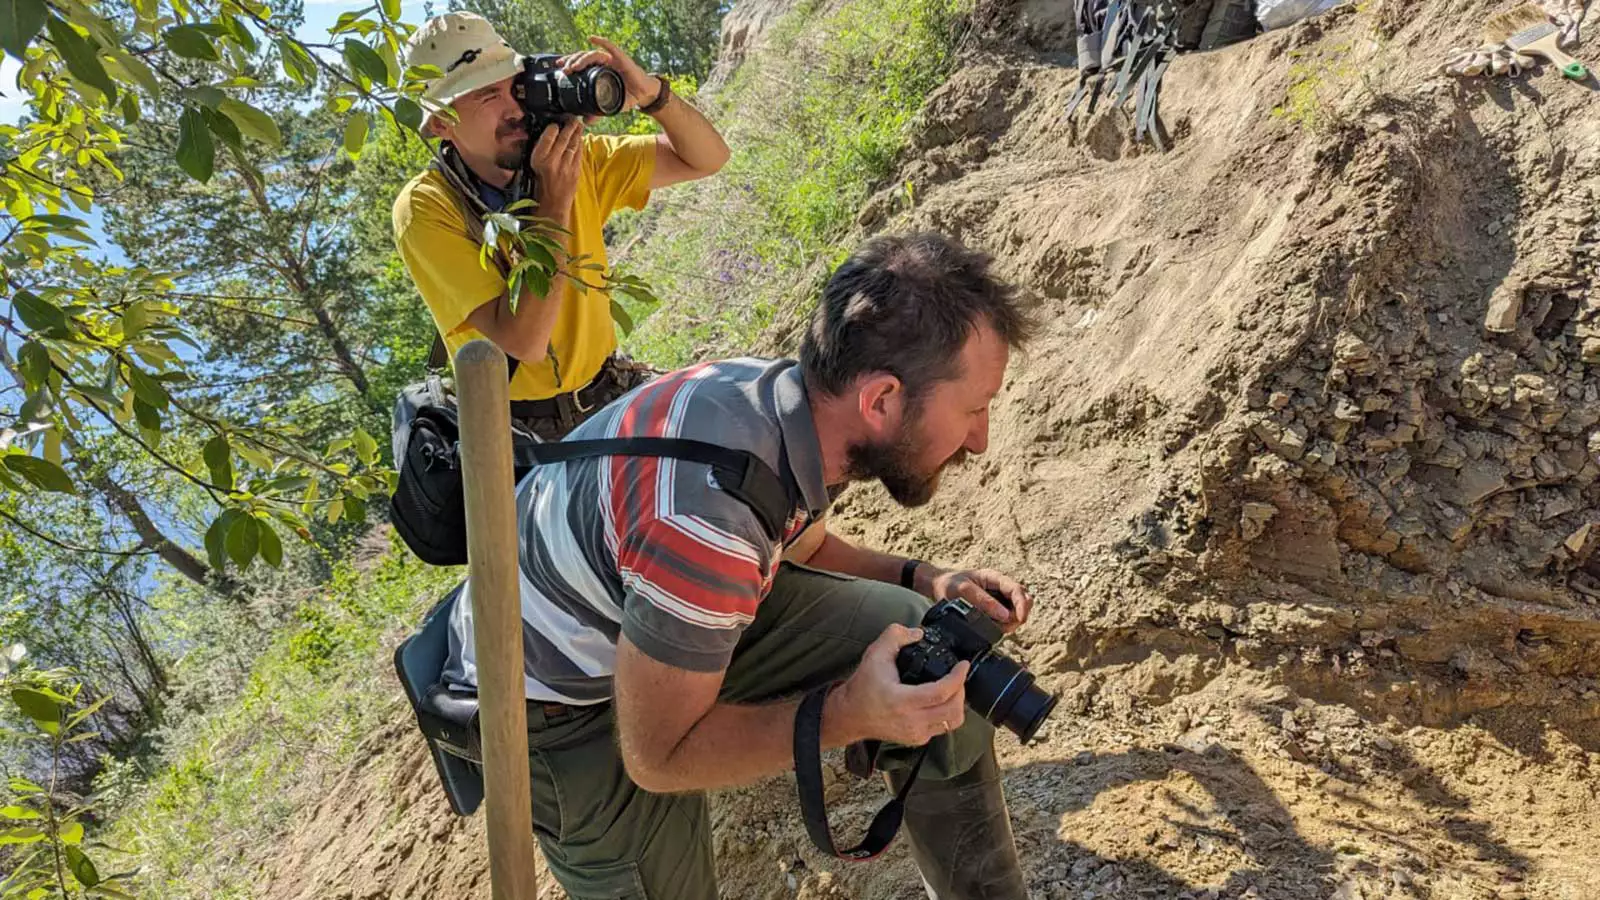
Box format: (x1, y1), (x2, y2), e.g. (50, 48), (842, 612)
(404, 12), (524, 127)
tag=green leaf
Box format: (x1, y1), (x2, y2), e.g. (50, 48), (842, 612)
(220, 13), (256, 54)
(0, 0), (47, 60)
(225, 514), (258, 568)
(609, 299), (635, 336)
(325, 498), (344, 525)
(277, 38), (315, 86)
(218, 98), (281, 148)
(203, 435), (234, 491)
(16, 341), (50, 392)
(121, 301), (149, 337)
(11, 290), (69, 333)
(105, 48), (159, 94)
(65, 694), (109, 730)
(175, 107), (214, 182)
(202, 106), (241, 150)
(379, 0), (399, 20)
(58, 821), (84, 845)
(522, 266), (550, 300)
(341, 38), (389, 85)
(185, 84), (224, 108)
(0, 806), (40, 820)
(393, 96), (422, 133)
(521, 239), (557, 272)
(65, 845), (99, 887)
(132, 398), (161, 434)
(10, 689), (61, 734)
(344, 496), (367, 524)
(45, 16), (116, 102)
(257, 520), (283, 567)
(124, 364), (170, 410)
(203, 510), (237, 570)
(162, 24), (217, 60)
(234, 442), (275, 471)
(330, 9), (366, 34)
(21, 213), (88, 230)
(3, 456), (75, 494)
(352, 428), (377, 466)
(0, 826), (44, 845)
(342, 111), (368, 156)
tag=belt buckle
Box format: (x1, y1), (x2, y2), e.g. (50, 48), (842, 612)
(573, 385), (595, 415)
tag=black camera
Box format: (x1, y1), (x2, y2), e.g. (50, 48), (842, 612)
(895, 596), (1058, 743)
(513, 53), (627, 130)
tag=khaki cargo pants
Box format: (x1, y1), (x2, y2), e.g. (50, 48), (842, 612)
(524, 562), (996, 899)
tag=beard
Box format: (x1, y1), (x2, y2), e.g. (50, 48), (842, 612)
(846, 418), (969, 508)
(493, 121), (530, 171)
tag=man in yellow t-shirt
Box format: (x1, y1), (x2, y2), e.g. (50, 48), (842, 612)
(393, 12), (729, 438)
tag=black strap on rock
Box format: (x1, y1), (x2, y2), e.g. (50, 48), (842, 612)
(532, 437), (794, 542)
(794, 685), (928, 862)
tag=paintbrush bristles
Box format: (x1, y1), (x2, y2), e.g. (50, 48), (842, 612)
(1484, 3), (1554, 43)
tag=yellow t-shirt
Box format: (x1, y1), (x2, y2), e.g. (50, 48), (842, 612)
(392, 134), (656, 401)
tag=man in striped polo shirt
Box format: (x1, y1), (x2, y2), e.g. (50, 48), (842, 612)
(442, 231), (1038, 899)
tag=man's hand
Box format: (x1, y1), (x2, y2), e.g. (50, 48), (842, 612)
(929, 568), (1033, 634)
(529, 117), (583, 217)
(831, 624), (969, 747)
(559, 36), (662, 113)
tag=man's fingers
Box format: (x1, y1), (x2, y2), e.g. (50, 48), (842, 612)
(1011, 589), (1033, 626)
(904, 660), (968, 707)
(588, 35), (622, 58)
(531, 122), (560, 159)
(960, 581), (1013, 625)
(934, 694), (966, 732)
(562, 49), (611, 72)
(558, 120), (584, 155)
(866, 624), (923, 663)
(932, 659), (969, 702)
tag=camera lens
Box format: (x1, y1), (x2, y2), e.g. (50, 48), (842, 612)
(516, 57), (628, 120)
(587, 68), (626, 115)
(965, 652), (1058, 744)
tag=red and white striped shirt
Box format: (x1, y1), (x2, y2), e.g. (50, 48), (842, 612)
(443, 358), (831, 703)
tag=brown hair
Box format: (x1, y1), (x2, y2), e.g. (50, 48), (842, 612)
(800, 232), (1037, 400)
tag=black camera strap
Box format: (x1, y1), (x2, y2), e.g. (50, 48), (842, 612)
(793, 685), (929, 861)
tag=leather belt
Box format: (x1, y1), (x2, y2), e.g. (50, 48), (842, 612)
(509, 359), (616, 420)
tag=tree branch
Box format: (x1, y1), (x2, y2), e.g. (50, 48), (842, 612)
(0, 508), (159, 558)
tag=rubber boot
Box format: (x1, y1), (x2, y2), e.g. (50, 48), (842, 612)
(889, 748), (1027, 900)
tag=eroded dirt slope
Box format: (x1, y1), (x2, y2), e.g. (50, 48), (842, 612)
(256, 1), (1600, 898)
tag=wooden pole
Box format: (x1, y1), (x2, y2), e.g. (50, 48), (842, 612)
(455, 339), (539, 900)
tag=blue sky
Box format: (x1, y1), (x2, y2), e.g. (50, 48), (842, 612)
(0, 0), (433, 126)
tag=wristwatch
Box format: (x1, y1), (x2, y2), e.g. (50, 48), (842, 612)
(639, 75), (672, 115)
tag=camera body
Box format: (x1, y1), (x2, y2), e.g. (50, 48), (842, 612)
(896, 597), (1005, 682)
(895, 597), (1057, 743)
(512, 53), (627, 133)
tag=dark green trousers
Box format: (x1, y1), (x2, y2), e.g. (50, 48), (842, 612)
(524, 562), (996, 899)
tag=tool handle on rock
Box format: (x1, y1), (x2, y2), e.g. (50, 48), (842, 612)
(1536, 39), (1588, 79)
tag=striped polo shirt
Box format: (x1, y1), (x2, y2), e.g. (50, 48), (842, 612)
(440, 358), (832, 703)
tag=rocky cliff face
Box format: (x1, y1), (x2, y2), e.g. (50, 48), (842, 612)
(818, 0), (1600, 733)
(775, 1), (1600, 894)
